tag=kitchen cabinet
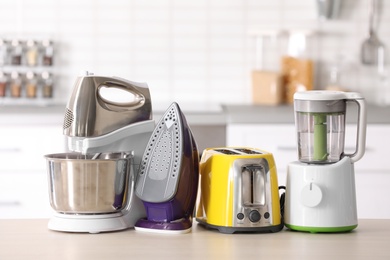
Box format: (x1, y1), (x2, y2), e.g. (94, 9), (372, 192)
(226, 123), (390, 219)
(0, 125), (65, 218)
(0, 172), (52, 218)
(0, 125), (65, 171)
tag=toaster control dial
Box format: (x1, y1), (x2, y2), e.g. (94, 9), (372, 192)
(248, 210), (261, 223)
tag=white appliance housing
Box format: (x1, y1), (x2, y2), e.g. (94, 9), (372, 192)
(285, 157), (358, 232)
(284, 90), (367, 233)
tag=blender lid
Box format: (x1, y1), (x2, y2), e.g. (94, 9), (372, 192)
(294, 90), (347, 101)
(294, 91), (347, 113)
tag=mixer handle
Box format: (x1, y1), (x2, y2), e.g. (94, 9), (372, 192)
(96, 77), (148, 110)
(344, 93), (367, 163)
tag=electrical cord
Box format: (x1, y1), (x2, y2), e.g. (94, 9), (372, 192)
(279, 186), (286, 220)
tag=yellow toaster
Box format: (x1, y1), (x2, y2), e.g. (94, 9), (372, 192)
(196, 147), (284, 233)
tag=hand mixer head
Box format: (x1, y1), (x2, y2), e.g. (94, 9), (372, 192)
(64, 74), (152, 138)
(62, 74), (155, 165)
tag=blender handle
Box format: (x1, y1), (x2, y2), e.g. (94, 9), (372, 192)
(345, 94), (367, 163)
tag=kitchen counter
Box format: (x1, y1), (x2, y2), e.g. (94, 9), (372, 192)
(1, 219), (389, 259)
(223, 104), (390, 124)
(1, 103), (388, 126)
(0, 104), (226, 126)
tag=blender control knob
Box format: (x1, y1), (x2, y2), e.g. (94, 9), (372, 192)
(300, 183), (323, 207)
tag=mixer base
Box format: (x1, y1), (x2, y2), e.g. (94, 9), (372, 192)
(48, 212), (131, 233)
(134, 218), (192, 234)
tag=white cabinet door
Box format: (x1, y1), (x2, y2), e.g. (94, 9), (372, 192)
(0, 172), (53, 219)
(0, 124), (64, 218)
(355, 171), (390, 219)
(0, 125), (65, 172)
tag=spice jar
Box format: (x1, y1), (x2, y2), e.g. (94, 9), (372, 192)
(41, 71), (53, 98)
(26, 71), (37, 98)
(25, 40), (38, 66)
(41, 40), (54, 66)
(0, 71), (8, 97)
(10, 39), (23, 66)
(10, 71), (22, 98)
(0, 39), (10, 66)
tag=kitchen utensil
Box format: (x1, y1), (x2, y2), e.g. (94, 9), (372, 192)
(44, 73), (155, 233)
(316, 0), (341, 20)
(134, 102), (199, 234)
(196, 147), (284, 234)
(284, 90), (367, 233)
(361, 0), (385, 67)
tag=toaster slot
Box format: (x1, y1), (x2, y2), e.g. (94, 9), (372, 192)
(214, 149), (239, 155)
(234, 148), (263, 155)
(242, 165), (265, 206)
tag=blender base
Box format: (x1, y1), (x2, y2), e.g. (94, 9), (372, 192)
(284, 157), (358, 233)
(285, 223), (357, 233)
(134, 218), (192, 234)
(48, 212), (131, 233)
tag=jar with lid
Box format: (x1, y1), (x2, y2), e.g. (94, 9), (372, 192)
(0, 39), (10, 66)
(25, 40), (38, 66)
(251, 30), (284, 105)
(281, 30), (317, 104)
(10, 39), (23, 66)
(26, 71), (37, 98)
(10, 71), (22, 98)
(41, 71), (53, 98)
(41, 40), (54, 66)
(0, 71), (8, 97)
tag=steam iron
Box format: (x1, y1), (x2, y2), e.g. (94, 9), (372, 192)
(134, 102), (199, 234)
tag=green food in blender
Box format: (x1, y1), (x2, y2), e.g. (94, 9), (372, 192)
(313, 113), (328, 161)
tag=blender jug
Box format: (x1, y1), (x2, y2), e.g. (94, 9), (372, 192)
(294, 91), (366, 164)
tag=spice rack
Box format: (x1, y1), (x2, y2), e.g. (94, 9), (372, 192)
(0, 38), (55, 106)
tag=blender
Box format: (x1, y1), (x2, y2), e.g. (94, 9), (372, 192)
(284, 90), (367, 233)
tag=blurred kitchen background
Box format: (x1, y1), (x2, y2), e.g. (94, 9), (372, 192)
(0, 0), (389, 108)
(1, 0), (390, 219)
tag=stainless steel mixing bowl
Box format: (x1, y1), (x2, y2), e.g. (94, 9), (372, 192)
(45, 152), (132, 214)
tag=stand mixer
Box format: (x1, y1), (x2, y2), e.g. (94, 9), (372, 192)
(284, 90), (367, 233)
(45, 74), (155, 233)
